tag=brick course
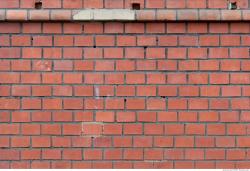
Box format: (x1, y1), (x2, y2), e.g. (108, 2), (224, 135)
(0, 0), (250, 169)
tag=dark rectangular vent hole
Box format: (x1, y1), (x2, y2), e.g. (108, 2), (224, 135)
(35, 1), (43, 9)
(229, 2), (237, 10)
(132, 3), (141, 10)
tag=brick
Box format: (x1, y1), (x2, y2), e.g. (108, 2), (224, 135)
(51, 161), (71, 169)
(188, 48), (207, 59)
(104, 149), (122, 160)
(74, 60), (94, 70)
(64, 98), (83, 109)
(168, 48), (186, 59)
(0, 112), (10, 123)
(185, 149), (204, 160)
(144, 149), (163, 160)
(81, 123), (103, 135)
(6, 10), (27, 21)
(125, 48), (144, 59)
(230, 48), (249, 58)
(29, 10), (50, 20)
(12, 111), (30, 122)
(83, 23), (103, 33)
(207, 124), (225, 135)
(43, 98), (62, 110)
(84, 0), (103, 8)
(103, 124), (122, 135)
(156, 10), (176, 20)
(63, 0), (82, 8)
(189, 99), (208, 109)
(0, 23), (20, 33)
(42, 0), (61, 8)
(104, 48), (123, 58)
(53, 111), (71, 123)
(0, 48), (20, 58)
(206, 149), (225, 160)
(42, 149), (61, 160)
(232, 98), (250, 109)
(33, 36), (52, 46)
(52, 137), (71, 147)
(136, 61), (156, 70)
(83, 149), (102, 160)
(43, 23), (62, 33)
(32, 86), (51, 96)
(231, 73), (250, 84)
(74, 111), (93, 122)
(158, 112), (177, 122)
(32, 137), (50, 147)
(104, 22), (124, 33)
(11, 136), (30, 147)
(125, 23), (144, 33)
(165, 124), (184, 135)
(134, 136), (153, 147)
(137, 86), (156, 96)
(145, 124), (164, 135)
(196, 137), (214, 147)
(177, 10), (198, 20)
(209, 23), (229, 33)
(179, 112), (197, 122)
(216, 137), (235, 147)
(116, 112), (136, 122)
(12, 35), (31, 46)
(146, 23), (165, 33)
(175, 136), (194, 147)
(230, 23), (249, 33)
(63, 149), (82, 160)
(165, 149), (184, 160)
(72, 137), (91, 147)
(93, 137), (112, 147)
(96, 111), (114, 122)
(179, 86), (199, 97)
(12, 85), (31, 96)
(136, 10), (155, 20)
(23, 23), (42, 33)
(227, 150), (245, 160)
(43, 48), (62, 59)
(113, 136), (132, 147)
(208, 0), (227, 8)
(23, 48), (42, 59)
(0, 0), (19, 8)
(41, 124), (61, 135)
(63, 124), (82, 136)
(124, 149), (143, 160)
(124, 124), (143, 135)
(185, 124), (205, 135)
(187, 0), (206, 8)
(54, 36), (73, 46)
(117, 36), (136, 46)
(167, 0), (185, 8)
(75, 36), (94, 46)
(168, 99), (187, 109)
(0, 99), (20, 110)
(84, 48), (103, 59)
(220, 111), (239, 122)
(0, 35), (10, 46)
(21, 124), (40, 135)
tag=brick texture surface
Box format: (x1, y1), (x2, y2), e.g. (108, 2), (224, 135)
(0, 0), (250, 169)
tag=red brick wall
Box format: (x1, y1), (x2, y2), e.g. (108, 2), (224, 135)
(0, 0), (250, 169)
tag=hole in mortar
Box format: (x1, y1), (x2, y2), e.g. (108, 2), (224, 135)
(35, 0), (43, 9)
(132, 3), (141, 10)
(228, 1), (237, 10)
